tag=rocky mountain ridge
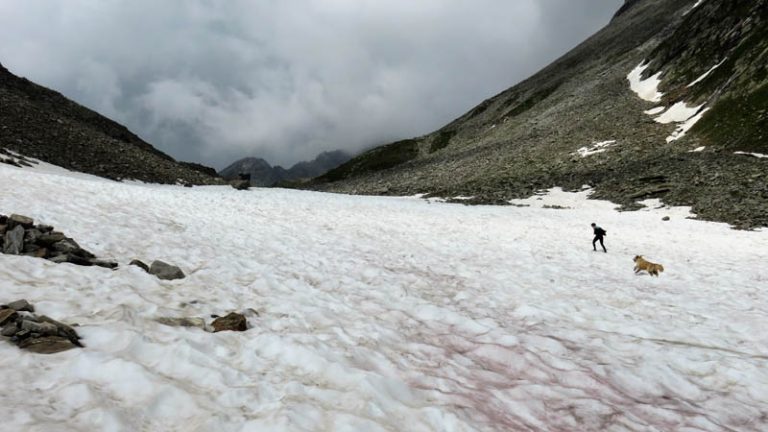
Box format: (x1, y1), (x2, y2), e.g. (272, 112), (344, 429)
(219, 150), (351, 187)
(0, 62), (222, 185)
(309, 0), (768, 228)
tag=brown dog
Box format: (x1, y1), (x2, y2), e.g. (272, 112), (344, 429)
(633, 255), (664, 276)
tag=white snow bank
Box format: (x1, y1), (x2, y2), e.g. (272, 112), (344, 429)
(690, 146), (706, 152)
(654, 102), (705, 124)
(666, 107), (709, 142)
(735, 151), (768, 159)
(687, 58), (727, 88)
(627, 62), (664, 103)
(684, 0), (707, 15)
(1, 165), (768, 431)
(644, 106), (665, 115)
(647, 102), (708, 143)
(574, 140), (617, 157)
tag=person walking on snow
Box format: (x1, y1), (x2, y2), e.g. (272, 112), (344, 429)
(591, 223), (607, 252)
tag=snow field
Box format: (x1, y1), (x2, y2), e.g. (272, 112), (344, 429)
(1, 163), (767, 431)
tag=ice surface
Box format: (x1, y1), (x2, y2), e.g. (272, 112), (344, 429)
(1, 163), (768, 431)
(627, 63), (664, 103)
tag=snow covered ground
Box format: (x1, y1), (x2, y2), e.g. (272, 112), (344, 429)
(1, 162), (768, 431)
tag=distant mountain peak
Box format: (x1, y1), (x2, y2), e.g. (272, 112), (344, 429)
(219, 150), (351, 187)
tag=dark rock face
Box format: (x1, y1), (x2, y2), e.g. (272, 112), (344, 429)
(0, 64), (222, 185)
(306, 0), (768, 229)
(148, 260), (185, 280)
(212, 312), (247, 332)
(219, 150), (351, 187)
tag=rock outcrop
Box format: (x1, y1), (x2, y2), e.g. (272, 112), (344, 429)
(148, 260), (185, 280)
(0, 213), (117, 268)
(211, 312), (248, 332)
(0, 300), (83, 354)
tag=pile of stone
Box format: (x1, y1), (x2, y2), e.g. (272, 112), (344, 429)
(0, 213), (117, 269)
(0, 299), (83, 354)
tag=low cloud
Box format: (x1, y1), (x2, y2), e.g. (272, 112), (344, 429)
(0, 0), (620, 169)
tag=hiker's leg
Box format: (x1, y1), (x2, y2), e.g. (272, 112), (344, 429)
(600, 237), (606, 252)
(592, 236), (598, 250)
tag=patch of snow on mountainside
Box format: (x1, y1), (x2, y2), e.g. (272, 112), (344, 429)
(644, 106), (666, 115)
(666, 107), (710, 142)
(627, 62), (664, 103)
(1, 164), (768, 431)
(574, 140), (617, 157)
(688, 59), (727, 87)
(735, 151), (768, 159)
(654, 102), (705, 124)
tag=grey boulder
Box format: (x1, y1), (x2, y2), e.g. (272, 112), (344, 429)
(149, 260), (186, 280)
(5, 299), (34, 313)
(8, 214), (33, 229)
(3, 225), (24, 255)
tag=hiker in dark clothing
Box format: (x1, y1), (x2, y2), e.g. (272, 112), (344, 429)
(591, 223), (607, 252)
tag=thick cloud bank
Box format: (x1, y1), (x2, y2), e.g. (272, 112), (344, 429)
(0, 0), (620, 168)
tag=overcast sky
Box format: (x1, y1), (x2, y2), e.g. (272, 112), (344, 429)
(0, 0), (621, 169)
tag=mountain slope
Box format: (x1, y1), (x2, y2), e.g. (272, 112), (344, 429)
(310, 0), (768, 228)
(220, 150), (351, 186)
(0, 63), (221, 184)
